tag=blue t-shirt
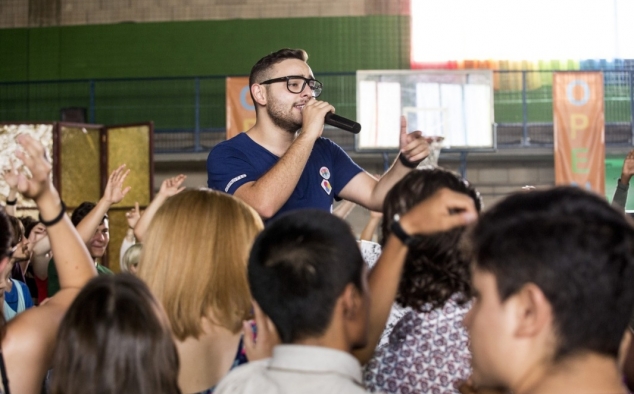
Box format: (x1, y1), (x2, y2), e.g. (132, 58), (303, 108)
(207, 133), (363, 221)
(5, 279), (34, 312)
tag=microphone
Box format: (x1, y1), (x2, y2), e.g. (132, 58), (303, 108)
(325, 113), (361, 134)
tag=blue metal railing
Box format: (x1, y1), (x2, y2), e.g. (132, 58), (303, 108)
(1, 70), (632, 153)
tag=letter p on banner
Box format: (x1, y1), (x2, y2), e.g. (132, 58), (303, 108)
(553, 72), (604, 194)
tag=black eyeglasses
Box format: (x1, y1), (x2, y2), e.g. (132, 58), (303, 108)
(259, 76), (323, 98)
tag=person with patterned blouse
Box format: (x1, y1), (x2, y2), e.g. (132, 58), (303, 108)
(364, 169), (482, 394)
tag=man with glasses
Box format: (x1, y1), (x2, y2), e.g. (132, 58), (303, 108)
(207, 48), (430, 221)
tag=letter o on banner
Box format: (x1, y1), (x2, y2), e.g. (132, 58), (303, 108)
(240, 86), (255, 111)
(566, 80), (590, 106)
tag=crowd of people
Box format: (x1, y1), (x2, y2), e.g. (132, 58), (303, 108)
(2, 48), (634, 394)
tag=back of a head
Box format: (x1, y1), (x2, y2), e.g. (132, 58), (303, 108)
(381, 169), (482, 311)
(121, 243), (142, 273)
(249, 48), (308, 90)
(51, 274), (181, 394)
(249, 209), (364, 343)
(471, 186), (634, 359)
(138, 189), (263, 340)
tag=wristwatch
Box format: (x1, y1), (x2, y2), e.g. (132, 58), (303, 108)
(390, 214), (419, 247)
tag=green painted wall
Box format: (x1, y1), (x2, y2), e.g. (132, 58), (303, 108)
(1, 16), (409, 81)
(0, 16), (409, 129)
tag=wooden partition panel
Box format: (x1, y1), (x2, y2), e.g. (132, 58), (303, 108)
(58, 123), (103, 209)
(104, 122), (153, 272)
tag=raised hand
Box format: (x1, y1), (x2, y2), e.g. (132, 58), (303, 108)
(401, 187), (477, 236)
(158, 174), (187, 198)
(14, 134), (55, 202)
(399, 116), (430, 165)
(621, 149), (634, 184)
(125, 202), (142, 229)
(103, 164), (131, 204)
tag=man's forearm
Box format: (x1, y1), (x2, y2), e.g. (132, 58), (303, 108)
(366, 160), (411, 211)
(236, 134), (315, 218)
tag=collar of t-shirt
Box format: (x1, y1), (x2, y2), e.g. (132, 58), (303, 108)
(267, 344), (363, 386)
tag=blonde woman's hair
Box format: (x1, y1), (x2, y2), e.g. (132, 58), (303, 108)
(138, 189), (263, 340)
(121, 244), (142, 273)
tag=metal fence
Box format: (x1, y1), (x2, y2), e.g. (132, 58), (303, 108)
(1, 70), (633, 153)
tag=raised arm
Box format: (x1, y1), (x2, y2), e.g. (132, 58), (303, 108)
(339, 117), (430, 211)
(359, 209), (382, 242)
(75, 164), (131, 243)
(233, 99), (334, 219)
(120, 202), (141, 265)
(352, 188), (477, 364)
(3, 134), (97, 394)
(2, 161), (19, 216)
(134, 174), (186, 241)
(613, 149), (634, 210)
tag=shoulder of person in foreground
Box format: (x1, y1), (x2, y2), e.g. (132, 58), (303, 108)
(213, 358), (271, 394)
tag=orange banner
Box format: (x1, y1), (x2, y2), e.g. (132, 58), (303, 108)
(553, 72), (604, 194)
(226, 77), (256, 140)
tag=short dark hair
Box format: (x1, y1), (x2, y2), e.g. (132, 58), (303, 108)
(382, 169), (482, 311)
(248, 48), (308, 101)
(19, 216), (39, 239)
(248, 209), (364, 343)
(470, 186), (634, 359)
(51, 274), (181, 394)
(71, 202), (107, 227)
(7, 215), (24, 247)
(0, 208), (10, 339)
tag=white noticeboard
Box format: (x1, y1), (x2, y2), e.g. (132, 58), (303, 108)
(356, 70), (496, 152)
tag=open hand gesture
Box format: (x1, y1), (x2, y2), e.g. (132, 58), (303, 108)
(158, 174), (186, 198)
(14, 134), (54, 202)
(103, 164), (131, 204)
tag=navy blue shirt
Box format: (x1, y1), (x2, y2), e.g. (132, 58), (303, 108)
(207, 133), (363, 221)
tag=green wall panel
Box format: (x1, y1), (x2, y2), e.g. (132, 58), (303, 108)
(0, 29), (29, 81)
(0, 16), (408, 128)
(28, 27), (61, 80)
(0, 16), (409, 81)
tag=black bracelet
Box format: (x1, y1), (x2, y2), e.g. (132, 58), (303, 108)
(5, 198), (17, 206)
(39, 201), (67, 227)
(390, 214), (420, 247)
(398, 153), (422, 169)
